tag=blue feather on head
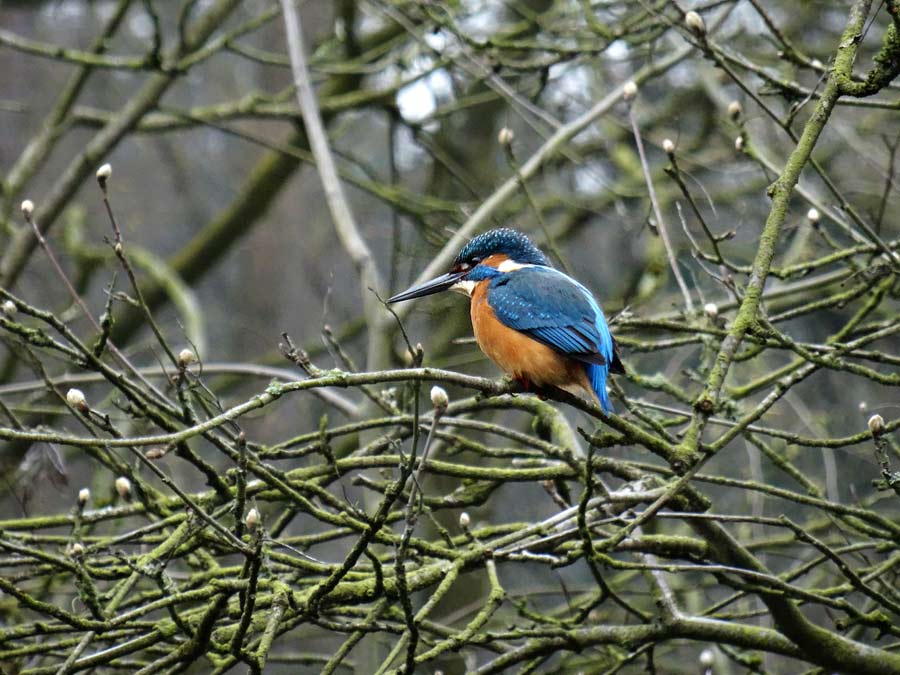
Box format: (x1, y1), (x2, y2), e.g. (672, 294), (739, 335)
(455, 228), (550, 267)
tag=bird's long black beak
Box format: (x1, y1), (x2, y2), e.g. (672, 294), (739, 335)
(388, 270), (467, 303)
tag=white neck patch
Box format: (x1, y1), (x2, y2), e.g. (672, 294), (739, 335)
(496, 259), (532, 272)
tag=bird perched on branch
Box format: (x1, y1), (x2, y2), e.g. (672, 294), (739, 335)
(389, 228), (624, 412)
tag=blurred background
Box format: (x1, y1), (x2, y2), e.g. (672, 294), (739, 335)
(1, 1), (899, 673)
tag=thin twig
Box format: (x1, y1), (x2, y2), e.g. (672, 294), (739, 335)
(280, 0), (389, 369)
(627, 100), (694, 312)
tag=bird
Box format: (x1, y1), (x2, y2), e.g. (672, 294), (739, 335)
(388, 228), (624, 413)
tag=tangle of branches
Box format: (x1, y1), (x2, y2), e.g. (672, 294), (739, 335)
(0, 1), (899, 673)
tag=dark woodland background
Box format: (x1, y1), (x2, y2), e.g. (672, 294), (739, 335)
(0, 1), (899, 673)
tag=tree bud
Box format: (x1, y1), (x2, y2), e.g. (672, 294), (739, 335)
(868, 414), (885, 436)
(78, 488), (91, 507)
(685, 11), (706, 34)
(497, 127), (514, 146)
(430, 385), (449, 410)
(115, 476), (132, 500)
(727, 100), (742, 120)
(21, 199), (34, 219)
(178, 348), (196, 367)
(96, 163), (112, 182)
(1, 300), (15, 316)
(806, 208), (820, 224)
(622, 80), (638, 101)
(662, 138), (675, 154)
(245, 507), (260, 530)
(66, 388), (88, 412)
(459, 511), (471, 528)
(703, 303), (718, 319)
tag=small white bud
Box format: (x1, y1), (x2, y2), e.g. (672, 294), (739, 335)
(430, 385), (449, 410)
(811, 58), (823, 70)
(806, 208), (820, 224)
(78, 488), (91, 507)
(703, 302), (718, 319)
(115, 476), (132, 500)
(622, 80), (638, 101)
(245, 507), (260, 530)
(727, 100), (742, 119)
(868, 414), (885, 436)
(21, 199), (34, 219)
(685, 10), (706, 34)
(66, 388), (88, 412)
(497, 127), (514, 146)
(458, 512), (471, 528)
(70, 542), (85, 557)
(96, 163), (112, 181)
(699, 648), (715, 667)
(1, 300), (16, 316)
(145, 447), (165, 460)
(178, 348), (196, 367)
(734, 136), (744, 151)
(859, 401), (868, 413)
(662, 138), (675, 154)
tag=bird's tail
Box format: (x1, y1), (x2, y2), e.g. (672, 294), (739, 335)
(587, 363), (613, 414)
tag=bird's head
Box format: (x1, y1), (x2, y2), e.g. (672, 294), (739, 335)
(388, 228), (550, 302)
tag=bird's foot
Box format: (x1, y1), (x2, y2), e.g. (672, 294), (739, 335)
(496, 374), (520, 395)
(498, 374), (533, 396)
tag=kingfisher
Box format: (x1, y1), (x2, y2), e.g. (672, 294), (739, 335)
(388, 228), (624, 413)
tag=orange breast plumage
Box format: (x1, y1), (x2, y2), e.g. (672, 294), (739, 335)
(469, 280), (595, 400)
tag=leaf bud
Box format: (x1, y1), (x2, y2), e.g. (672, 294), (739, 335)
(66, 388), (89, 412)
(868, 414), (885, 436)
(685, 10), (706, 35)
(458, 511), (471, 528)
(622, 80), (638, 101)
(430, 385), (449, 411)
(78, 488), (91, 508)
(178, 348), (197, 367)
(245, 507), (260, 530)
(21, 199), (34, 220)
(727, 100), (742, 120)
(115, 476), (132, 500)
(497, 127), (514, 146)
(96, 163), (112, 184)
(1, 300), (15, 316)
(806, 208), (820, 224)
(703, 302), (718, 319)
(662, 138), (675, 155)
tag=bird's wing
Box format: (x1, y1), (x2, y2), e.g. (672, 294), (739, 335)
(487, 266), (615, 367)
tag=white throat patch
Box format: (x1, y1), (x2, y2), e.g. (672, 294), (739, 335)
(451, 280), (476, 296)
